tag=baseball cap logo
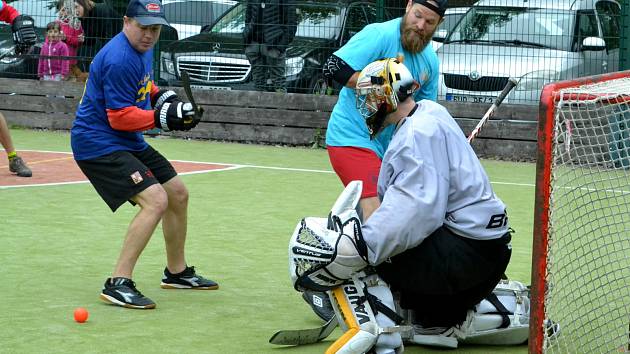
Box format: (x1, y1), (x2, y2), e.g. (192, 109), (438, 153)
(145, 3), (161, 12)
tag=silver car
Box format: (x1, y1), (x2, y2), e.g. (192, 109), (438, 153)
(431, 6), (470, 52)
(437, 0), (621, 105)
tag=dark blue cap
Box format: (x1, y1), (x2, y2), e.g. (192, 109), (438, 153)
(412, 0), (447, 17)
(126, 0), (170, 26)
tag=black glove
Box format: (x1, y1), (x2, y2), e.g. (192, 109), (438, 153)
(12, 15), (37, 55)
(154, 101), (199, 131)
(151, 89), (179, 109)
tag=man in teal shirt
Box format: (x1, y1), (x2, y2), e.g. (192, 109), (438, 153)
(303, 0), (446, 322)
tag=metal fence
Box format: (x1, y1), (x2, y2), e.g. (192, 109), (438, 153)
(0, 0), (626, 105)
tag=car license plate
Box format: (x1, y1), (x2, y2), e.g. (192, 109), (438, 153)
(445, 94), (494, 104)
(191, 85), (231, 91)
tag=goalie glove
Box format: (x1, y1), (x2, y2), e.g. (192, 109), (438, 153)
(151, 89), (180, 109)
(154, 101), (198, 132)
(12, 15), (37, 55)
(289, 216), (369, 292)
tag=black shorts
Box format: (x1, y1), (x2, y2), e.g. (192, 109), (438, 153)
(375, 226), (512, 327)
(76, 146), (177, 212)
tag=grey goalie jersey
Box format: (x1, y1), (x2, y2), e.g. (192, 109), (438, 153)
(362, 100), (509, 265)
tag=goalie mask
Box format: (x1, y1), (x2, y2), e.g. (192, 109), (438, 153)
(355, 58), (419, 138)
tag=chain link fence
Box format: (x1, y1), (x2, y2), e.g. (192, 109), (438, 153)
(0, 0), (627, 105)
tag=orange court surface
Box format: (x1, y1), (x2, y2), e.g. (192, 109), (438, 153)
(0, 150), (232, 188)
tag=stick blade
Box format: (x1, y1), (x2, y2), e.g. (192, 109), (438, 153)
(269, 317), (337, 345)
(179, 70), (204, 122)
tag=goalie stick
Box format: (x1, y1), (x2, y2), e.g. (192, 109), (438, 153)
(269, 317), (338, 345)
(180, 70), (205, 123)
(467, 77), (519, 143)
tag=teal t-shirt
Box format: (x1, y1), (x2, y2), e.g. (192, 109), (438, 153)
(325, 17), (440, 158)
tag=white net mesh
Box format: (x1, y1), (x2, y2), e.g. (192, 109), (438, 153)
(542, 76), (630, 353)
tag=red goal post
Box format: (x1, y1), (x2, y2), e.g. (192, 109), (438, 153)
(531, 71), (630, 353)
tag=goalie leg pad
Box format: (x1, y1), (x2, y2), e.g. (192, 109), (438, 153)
(364, 274), (403, 354)
(326, 274), (404, 354)
(327, 283), (378, 354)
(459, 280), (531, 346)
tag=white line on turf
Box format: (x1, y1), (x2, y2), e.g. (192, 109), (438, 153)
(2, 150), (538, 189)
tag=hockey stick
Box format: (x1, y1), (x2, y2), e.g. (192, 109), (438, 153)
(467, 77), (519, 143)
(269, 317), (338, 345)
(180, 70), (205, 123)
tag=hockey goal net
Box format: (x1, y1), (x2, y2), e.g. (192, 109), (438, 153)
(531, 71), (630, 353)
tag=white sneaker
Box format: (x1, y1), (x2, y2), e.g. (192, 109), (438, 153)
(409, 310), (474, 349)
(411, 325), (458, 348)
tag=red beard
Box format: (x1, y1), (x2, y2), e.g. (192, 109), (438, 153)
(400, 16), (434, 53)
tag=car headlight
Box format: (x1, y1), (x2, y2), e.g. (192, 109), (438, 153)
(0, 46), (20, 64)
(285, 57), (304, 77)
(161, 54), (175, 75)
(517, 70), (560, 91)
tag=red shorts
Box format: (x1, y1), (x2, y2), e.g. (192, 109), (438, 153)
(327, 146), (381, 198)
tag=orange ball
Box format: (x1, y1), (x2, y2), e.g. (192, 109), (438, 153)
(74, 307), (89, 323)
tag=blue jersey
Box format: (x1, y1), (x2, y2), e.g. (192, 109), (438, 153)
(71, 33), (154, 160)
(325, 18), (440, 158)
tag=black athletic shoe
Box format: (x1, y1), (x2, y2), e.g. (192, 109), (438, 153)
(100, 277), (156, 309)
(302, 290), (335, 322)
(160, 266), (219, 290)
(9, 156), (32, 177)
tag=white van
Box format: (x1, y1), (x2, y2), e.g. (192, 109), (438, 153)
(437, 0), (621, 104)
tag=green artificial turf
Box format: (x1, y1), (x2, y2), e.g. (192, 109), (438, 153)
(0, 129), (534, 353)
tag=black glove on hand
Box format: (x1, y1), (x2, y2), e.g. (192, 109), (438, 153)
(154, 101), (197, 131)
(151, 89), (179, 109)
(12, 15), (37, 55)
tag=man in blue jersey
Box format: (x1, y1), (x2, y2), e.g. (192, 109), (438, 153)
(290, 59), (513, 352)
(304, 0), (446, 323)
(71, 0), (218, 309)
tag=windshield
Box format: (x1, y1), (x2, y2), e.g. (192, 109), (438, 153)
(447, 7), (576, 51)
(209, 3), (342, 39)
(164, 1), (233, 25)
(440, 11), (467, 33)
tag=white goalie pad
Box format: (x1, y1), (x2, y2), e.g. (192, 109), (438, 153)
(459, 279), (530, 346)
(327, 273), (404, 354)
(404, 280), (531, 348)
(328, 181), (363, 230)
(288, 181), (367, 292)
(288, 217), (341, 291)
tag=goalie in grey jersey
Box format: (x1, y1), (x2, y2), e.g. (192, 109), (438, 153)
(289, 58), (529, 353)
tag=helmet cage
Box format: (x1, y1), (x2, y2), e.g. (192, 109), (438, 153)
(355, 58), (418, 137)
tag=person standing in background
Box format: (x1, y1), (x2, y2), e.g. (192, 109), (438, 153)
(57, 0), (85, 81)
(243, 0), (297, 93)
(38, 21), (70, 81)
(74, 0), (122, 75)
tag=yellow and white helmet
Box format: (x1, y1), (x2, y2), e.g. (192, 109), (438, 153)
(355, 57), (418, 138)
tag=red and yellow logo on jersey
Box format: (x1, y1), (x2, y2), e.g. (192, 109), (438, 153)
(136, 73), (152, 103)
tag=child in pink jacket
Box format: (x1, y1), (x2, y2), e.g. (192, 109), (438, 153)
(56, 0), (84, 80)
(38, 22), (70, 81)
